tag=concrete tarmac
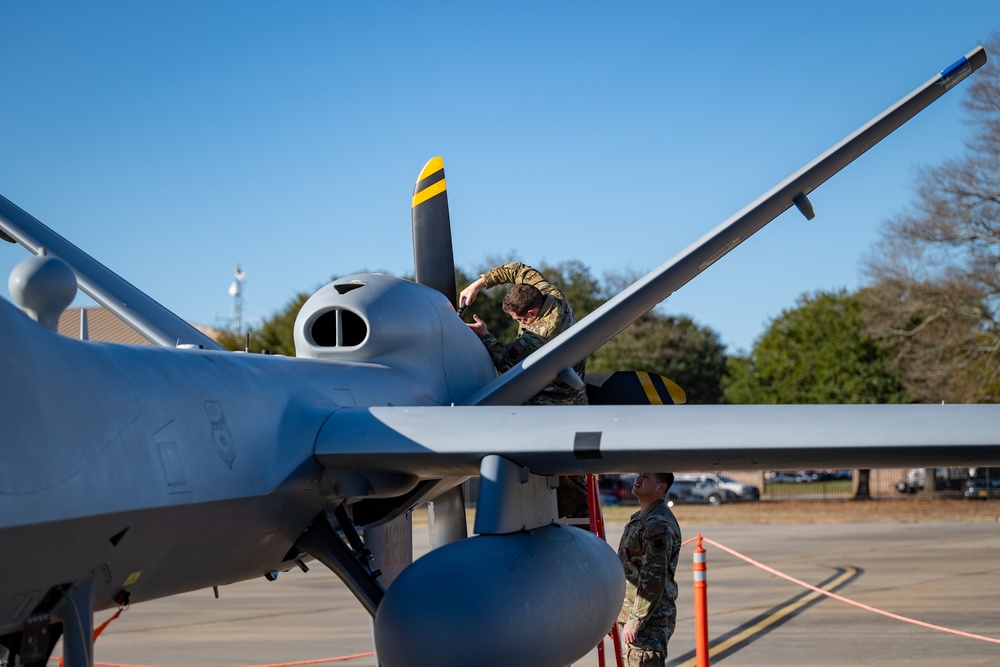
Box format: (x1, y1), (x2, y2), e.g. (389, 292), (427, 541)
(84, 521), (1000, 667)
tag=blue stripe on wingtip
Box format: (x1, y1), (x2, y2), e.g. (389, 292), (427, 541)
(941, 56), (971, 81)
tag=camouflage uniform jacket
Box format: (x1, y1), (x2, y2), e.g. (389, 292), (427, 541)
(479, 262), (587, 405)
(617, 499), (681, 653)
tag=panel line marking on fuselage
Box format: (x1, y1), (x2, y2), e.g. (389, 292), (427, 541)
(668, 565), (861, 667)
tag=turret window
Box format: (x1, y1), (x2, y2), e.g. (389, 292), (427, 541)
(310, 308), (367, 347)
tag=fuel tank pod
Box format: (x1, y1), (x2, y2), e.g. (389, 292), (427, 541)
(373, 523), (624, 667)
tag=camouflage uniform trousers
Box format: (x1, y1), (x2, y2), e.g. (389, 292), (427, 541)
(623, 644), (666, 667)
(556, 474), (589, 519)
(618, 625), (669, 667)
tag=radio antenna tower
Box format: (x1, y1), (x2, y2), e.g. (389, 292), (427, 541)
(228, 265), (246, 336)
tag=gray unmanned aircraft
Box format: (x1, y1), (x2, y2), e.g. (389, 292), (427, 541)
(1, 46), (998, 667)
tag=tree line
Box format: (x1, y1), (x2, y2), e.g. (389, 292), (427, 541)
(221, 29), (1000, 406)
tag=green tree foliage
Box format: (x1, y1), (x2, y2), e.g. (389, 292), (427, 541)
(862, 28), (1000, 403)
(589, 313), (727, 404)
(723, 290), (910, 404)
(536, 260), (605, 319)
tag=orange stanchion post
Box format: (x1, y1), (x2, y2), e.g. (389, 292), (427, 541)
(587, 475), (624, 667)
(693, 534), (710, 667)
(587, 474), (605, 538)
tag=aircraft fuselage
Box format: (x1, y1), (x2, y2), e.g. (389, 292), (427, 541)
(0, 273), (496, 637)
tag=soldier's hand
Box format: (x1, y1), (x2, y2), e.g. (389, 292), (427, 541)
(459, 277), (486, 309)
(468, 314), (489, 337)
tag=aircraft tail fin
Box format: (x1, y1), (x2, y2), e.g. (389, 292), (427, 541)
(0, 194), (222, 350)
(586, 370), (686, 405)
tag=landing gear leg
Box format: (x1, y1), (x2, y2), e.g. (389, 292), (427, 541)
(53, 577), (95, 667)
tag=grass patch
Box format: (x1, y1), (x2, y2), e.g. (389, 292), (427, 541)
(763, 480), (852, 499)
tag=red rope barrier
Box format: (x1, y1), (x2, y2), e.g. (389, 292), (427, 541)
(89, 653), (375, 667)
(61, 651), (375, 667)
(690, 535), (1000, 646)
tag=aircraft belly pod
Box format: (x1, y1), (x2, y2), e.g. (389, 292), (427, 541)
(0, 46), (997, 667)
(375, 523), (625, 667)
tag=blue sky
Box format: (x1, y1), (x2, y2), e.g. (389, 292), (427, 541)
(1, 2), (997, 353)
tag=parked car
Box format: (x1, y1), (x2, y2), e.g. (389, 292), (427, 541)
(674, 473), (760, 501)
(766, 470), (811, 484)
(597, 474), (635, 504)
(895, 468), (926, 494)
(895, 467), (975, 494)
(964, 467), (1000, 499)
(767, 470), (851, 484)
(668, 479), (737, 506)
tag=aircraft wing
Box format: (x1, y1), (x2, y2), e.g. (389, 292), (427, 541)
(316, 403), (1000, 477)
(0, 194), (223, 349)
(461, 46), (988, 407)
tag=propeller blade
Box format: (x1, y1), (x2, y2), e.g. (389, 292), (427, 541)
(411, 156), (458, 307)
(411, 158), (475, 549)
(411, 160), (470, 544)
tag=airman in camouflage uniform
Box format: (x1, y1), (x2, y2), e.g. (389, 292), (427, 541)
(459, 262), (587, 406)
(617, 472), (681, 667)
(460, 262), (589, 518)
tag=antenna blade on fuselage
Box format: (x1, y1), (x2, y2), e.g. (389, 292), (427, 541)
(0, 194), (223, 349)
(462, 46), (988, 407)
(412, 156), (458, 307)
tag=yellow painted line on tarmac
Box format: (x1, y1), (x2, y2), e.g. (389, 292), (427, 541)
(674, 566), (858, 667)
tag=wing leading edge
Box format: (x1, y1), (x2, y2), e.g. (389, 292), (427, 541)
(315, 403), (1000, 478)
(0, 194), (222, 349)
(462, 46), (988, 407)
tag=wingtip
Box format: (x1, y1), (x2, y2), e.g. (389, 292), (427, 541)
(968, 45), (988, 70)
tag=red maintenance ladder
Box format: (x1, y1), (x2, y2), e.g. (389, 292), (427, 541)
(586, 474), (625, 667)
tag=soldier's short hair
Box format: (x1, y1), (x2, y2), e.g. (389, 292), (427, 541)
(503, 284), (545, 316)
(654, 473), (674, 490)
